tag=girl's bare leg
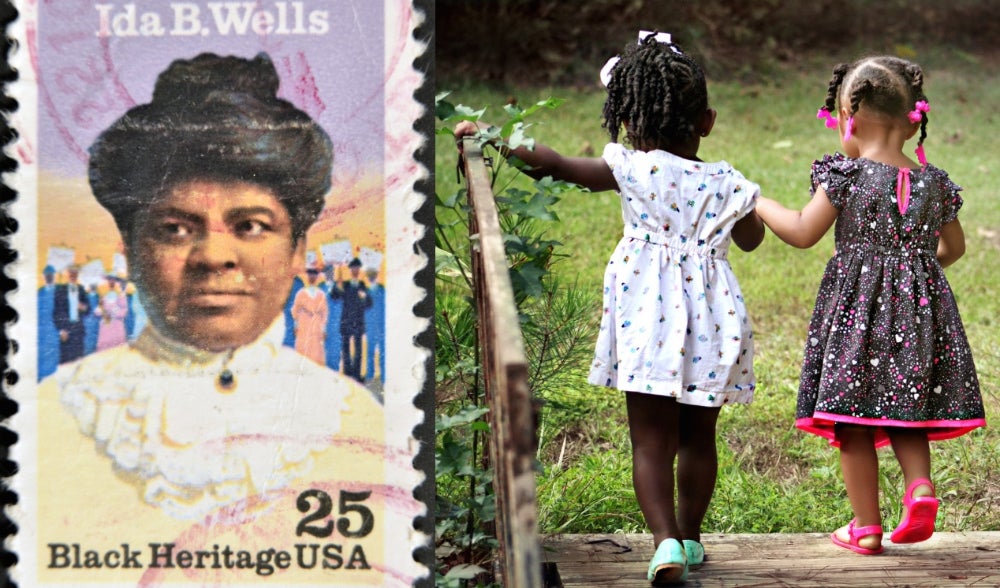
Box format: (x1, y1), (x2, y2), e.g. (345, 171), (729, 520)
(676, 404), (722, 543)
(887, 428), (933, 496)
(626, 392), (681, 546)
(835, 425), (882, 549)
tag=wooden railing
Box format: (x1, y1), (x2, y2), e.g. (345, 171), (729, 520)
(461, 140), (542, 587)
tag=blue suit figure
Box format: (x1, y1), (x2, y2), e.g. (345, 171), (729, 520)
(282, 274), (305, 348)
(329, 258), (372, 382)
(364, 268), (385, 384)
(52, 266), (91, 364)
(320, 265), (343, 372)
(83, 288), (100, 356)
(37, 265), (60, 380)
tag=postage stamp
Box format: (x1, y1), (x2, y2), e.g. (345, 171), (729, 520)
(5, 1), (431, 586)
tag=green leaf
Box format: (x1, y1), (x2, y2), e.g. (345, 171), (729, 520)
(470, 492), (497, 522)
(436, 96), (487, 123)
(436, 187), (465, 209)
(475, 124), (502, 147)
(436, 435), (474, 477)
(520, 97), (565, 118)
(506, 122), (536, 151)
(444, 563), (487, 580)
(452, 103), (486, 121)
(502, 101), (526, 119)
(496, 187), (532, 204)
(435, 247), (462, 278)
(506, 191), (559, 221)
(533, 175), (580, 196)
(436, 405), (490, 431)
(510, 263), (547, 299)
(434, 95), (456, 121)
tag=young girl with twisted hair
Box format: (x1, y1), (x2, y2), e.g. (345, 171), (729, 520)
(457, 32), (764, 584)
(756, 56), (985, 555)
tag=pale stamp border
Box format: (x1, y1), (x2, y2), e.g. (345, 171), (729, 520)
(3, 1), (432, 586)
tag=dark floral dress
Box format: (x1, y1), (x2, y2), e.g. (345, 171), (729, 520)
(795, 154), (985, 447)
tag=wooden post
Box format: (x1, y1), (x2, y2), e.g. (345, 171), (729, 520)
(462, 140), (542, 588)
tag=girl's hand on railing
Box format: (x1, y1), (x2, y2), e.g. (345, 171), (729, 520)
(454, 120), (478, 138)
(454, 120), (490, 182)
(454, 120), (490, 153)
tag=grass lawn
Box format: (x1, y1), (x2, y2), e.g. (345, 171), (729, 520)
(435, 48), (1000, 538)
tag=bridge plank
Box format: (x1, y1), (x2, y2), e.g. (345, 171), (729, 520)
(542, 532), (1000, 587)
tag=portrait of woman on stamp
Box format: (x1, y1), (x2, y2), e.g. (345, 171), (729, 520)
(33, 52), (392, 583)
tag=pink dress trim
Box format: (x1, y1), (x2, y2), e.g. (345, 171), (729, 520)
(797, 412), (987, 448)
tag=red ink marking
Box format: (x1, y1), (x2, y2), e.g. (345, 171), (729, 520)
(277, 51), (326, 122)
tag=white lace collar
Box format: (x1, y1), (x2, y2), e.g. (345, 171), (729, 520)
(56, 318), (351, 520)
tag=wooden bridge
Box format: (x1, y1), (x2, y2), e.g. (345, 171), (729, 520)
(541, 532), (1000, 587)
(461, 141), (1000, 588)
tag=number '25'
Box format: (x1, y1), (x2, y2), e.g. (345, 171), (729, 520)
(296, 489), (374, 538)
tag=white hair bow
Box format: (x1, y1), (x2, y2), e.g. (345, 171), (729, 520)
(600, 30), (679, 87)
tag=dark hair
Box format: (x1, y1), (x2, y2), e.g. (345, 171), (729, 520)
(602, 34), (708, 148)
(88, 52), (333, 243)
(820, 56), (929, 150)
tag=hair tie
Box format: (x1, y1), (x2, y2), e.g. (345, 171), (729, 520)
(638, 30), (673, 45)
(816, 108), (838, 129)
(600, 30), (680, 87)
(599, 56), (620, 87)
(908, 100), (930, 123)
(843, 116), (855, 141)
(915, 144), (928, 166)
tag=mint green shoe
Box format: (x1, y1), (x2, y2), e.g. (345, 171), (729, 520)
(647, 538), (688, 585)
(682, 540), (705, 569)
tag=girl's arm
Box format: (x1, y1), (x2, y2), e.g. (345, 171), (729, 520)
(455, 121), (617, 193)
(936, 219), (965, 268)
(755, 188), (839, 248)
(732, 209), (765, 252)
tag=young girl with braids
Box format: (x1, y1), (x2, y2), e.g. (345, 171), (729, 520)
(756, 56), (985, 555)
(456, 32), (764, 584)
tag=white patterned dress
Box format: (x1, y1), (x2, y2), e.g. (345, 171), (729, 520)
(588, 144), (759, 407)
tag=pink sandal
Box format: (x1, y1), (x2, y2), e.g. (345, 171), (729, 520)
(890, 478), (939, 544)
(830, 518), (884, 555)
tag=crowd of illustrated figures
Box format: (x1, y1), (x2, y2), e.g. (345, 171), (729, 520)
(37, 252), (386, 390)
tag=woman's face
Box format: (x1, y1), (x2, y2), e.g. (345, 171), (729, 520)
(128, 179), (305, 351)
